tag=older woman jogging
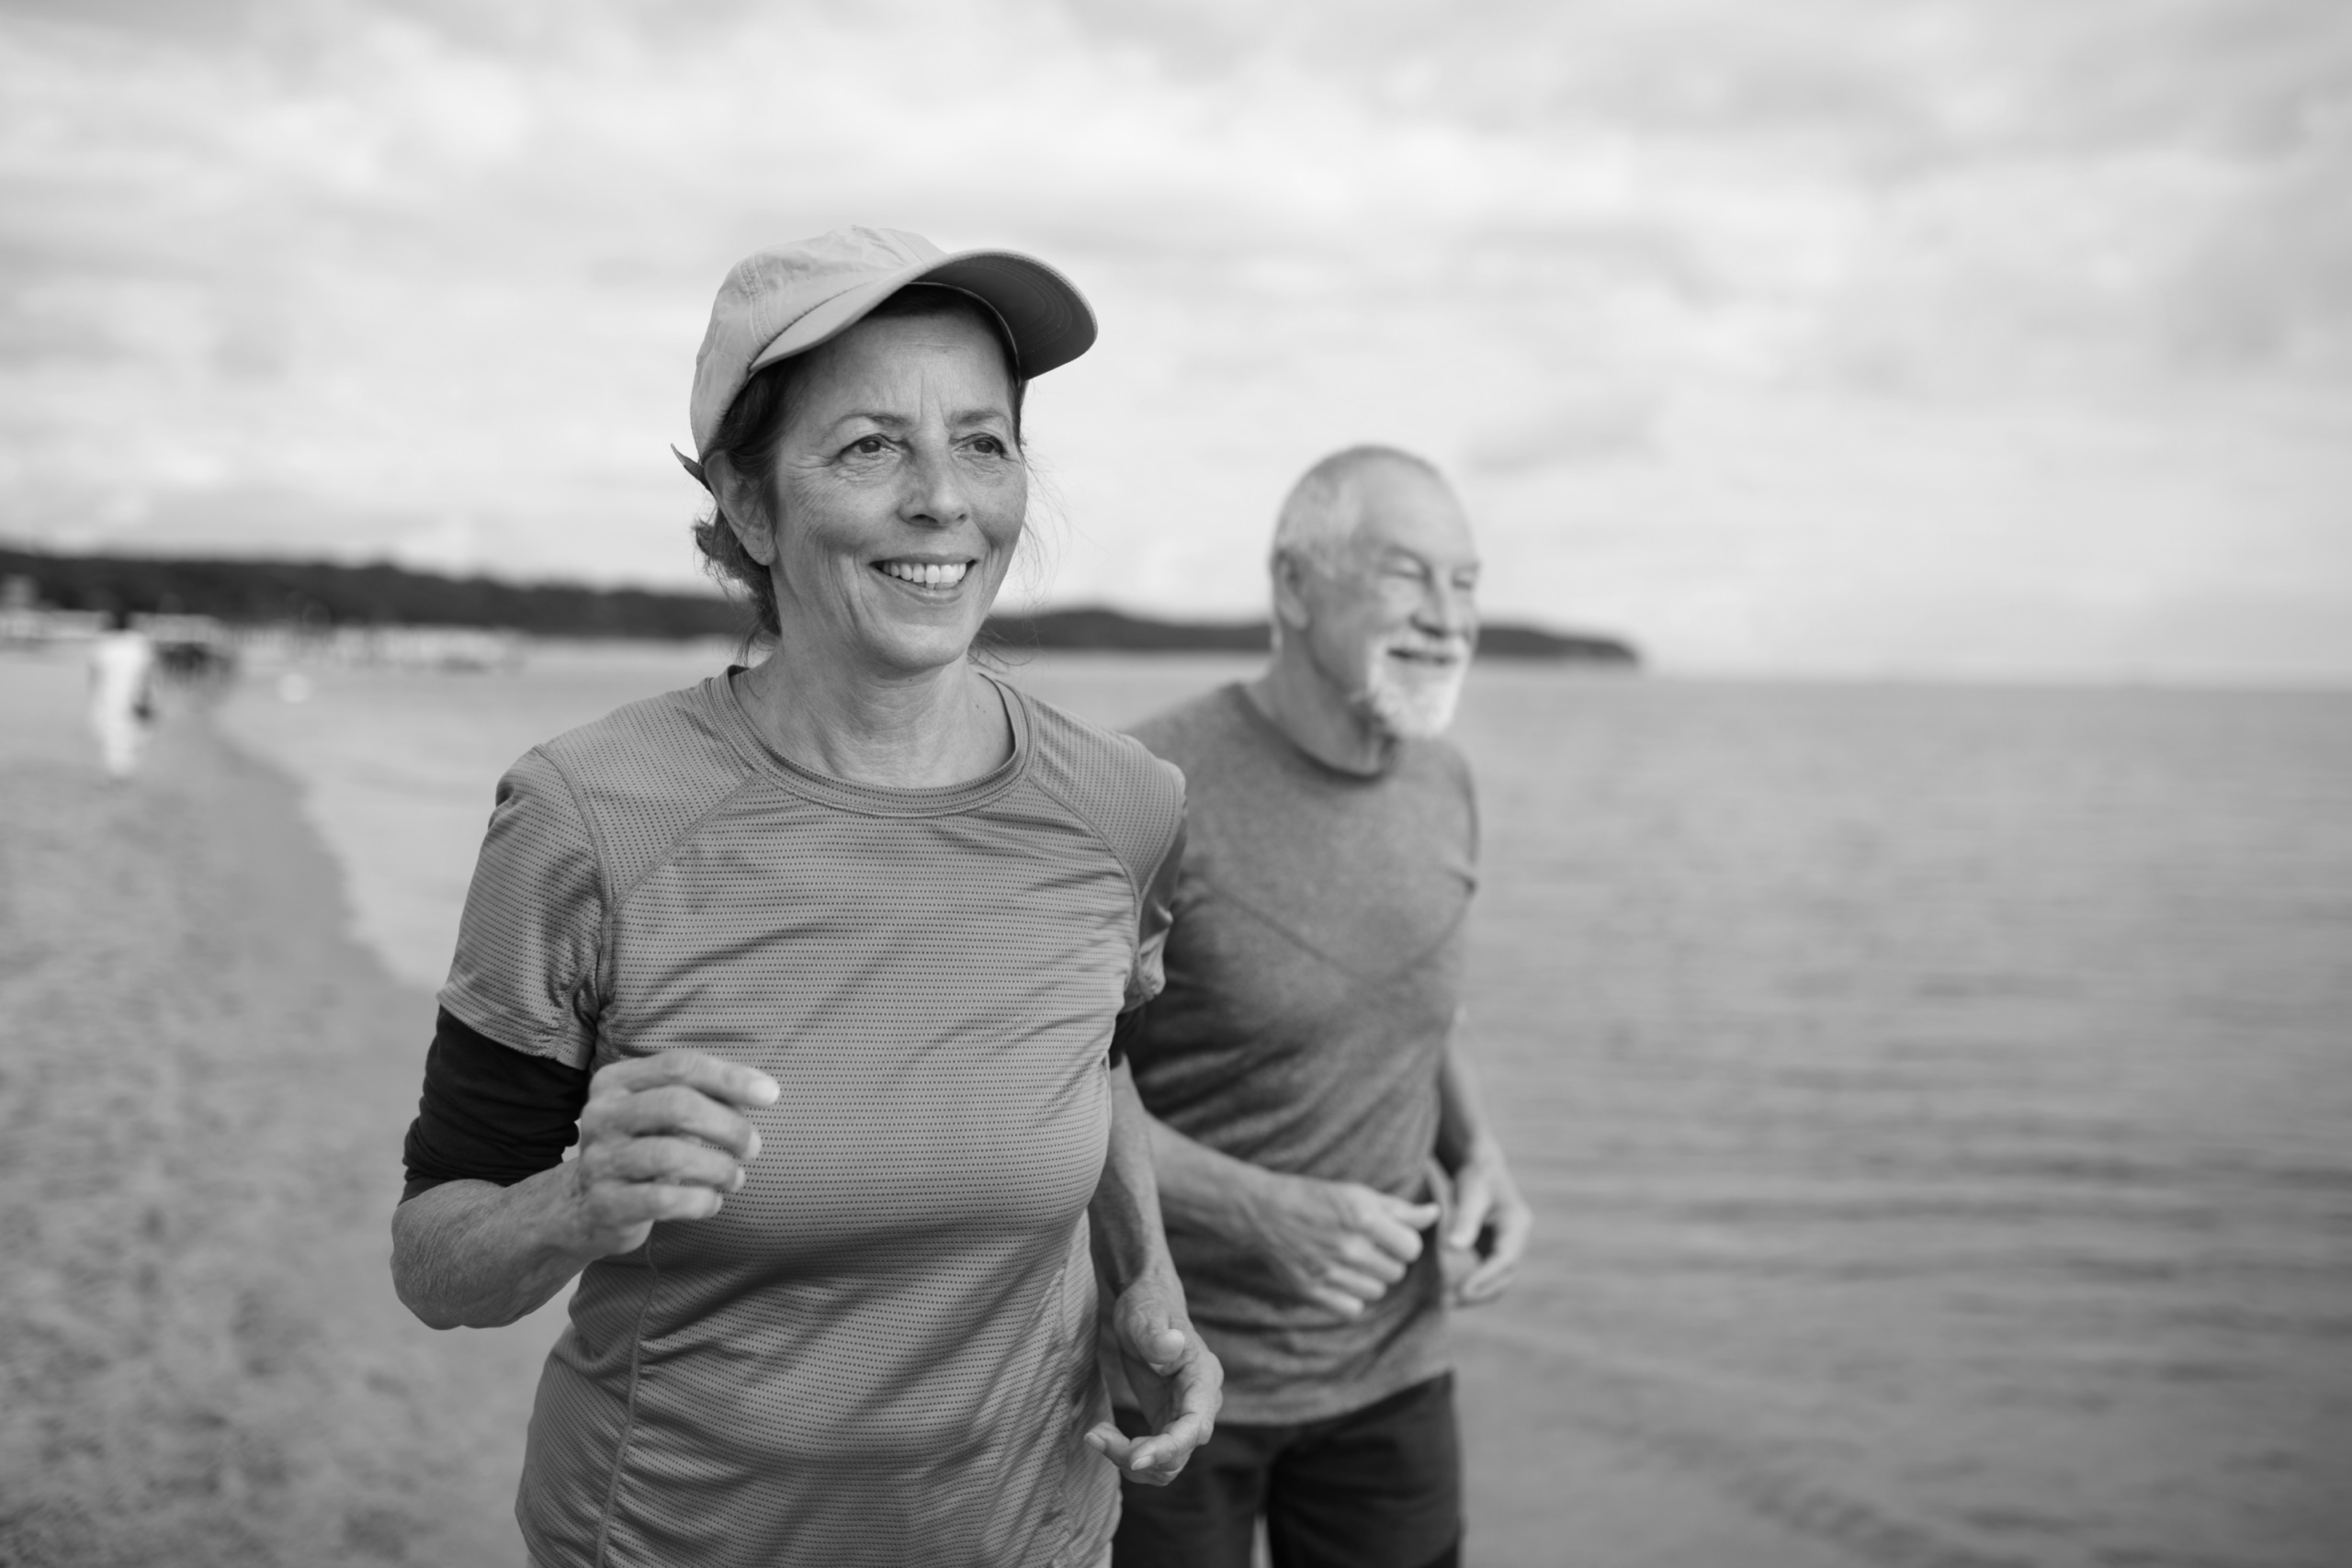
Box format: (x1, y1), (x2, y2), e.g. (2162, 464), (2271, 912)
(390, 227), (1219, 1568)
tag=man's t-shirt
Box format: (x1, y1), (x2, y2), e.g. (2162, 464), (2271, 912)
(1125, 683), (1476, 1426)
(438, 671), (1182, 1568)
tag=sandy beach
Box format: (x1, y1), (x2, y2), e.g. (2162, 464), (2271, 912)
(0, 651), (559, 1566)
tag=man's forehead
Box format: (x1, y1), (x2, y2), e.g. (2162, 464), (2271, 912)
(1351, 465), (1477, 563)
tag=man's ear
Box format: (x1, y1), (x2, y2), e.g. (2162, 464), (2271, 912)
(705, 452), (777, 568)
(1270, 548), (1316, 636)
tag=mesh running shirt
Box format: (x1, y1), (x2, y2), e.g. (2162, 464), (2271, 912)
(1125, 684), (1476, 1426)
(437, 671), (1183, 1568)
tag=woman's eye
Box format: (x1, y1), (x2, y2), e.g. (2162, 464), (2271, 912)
(969, 435), (1008, 457)
(846, 435), (889, 457)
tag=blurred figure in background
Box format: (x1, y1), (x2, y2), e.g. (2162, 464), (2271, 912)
(87, 607), (154, 780)
(1112, 447), (1533, 1568)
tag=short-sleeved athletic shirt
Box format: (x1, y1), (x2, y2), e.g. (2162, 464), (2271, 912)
(1125, 684), (1476, 1427)
(437, 670), (1183, 1568)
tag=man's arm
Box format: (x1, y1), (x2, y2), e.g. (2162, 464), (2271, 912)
(1086, 1061), (1221, 1485)
(1148, 1110), (1439, 1321)
(1433, 1024), (1532, 1306)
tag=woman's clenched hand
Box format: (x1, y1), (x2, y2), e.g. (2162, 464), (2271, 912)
(566, 1050), (780, 1258)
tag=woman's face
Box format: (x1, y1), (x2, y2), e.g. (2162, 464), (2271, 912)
(758, 307), (1025, 679)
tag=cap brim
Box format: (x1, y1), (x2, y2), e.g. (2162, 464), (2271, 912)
(746, 248), (1097, 381)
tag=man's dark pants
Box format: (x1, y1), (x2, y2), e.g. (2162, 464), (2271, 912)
(1112, 1372), (1461, 1568)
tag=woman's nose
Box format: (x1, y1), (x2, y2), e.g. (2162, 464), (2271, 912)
(901, 443), (970, 528)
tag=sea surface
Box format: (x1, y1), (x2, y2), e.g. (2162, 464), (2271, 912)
(220, 647), (2352, 1568)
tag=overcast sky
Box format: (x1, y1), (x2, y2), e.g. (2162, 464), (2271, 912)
(3, 0), (2347, 679)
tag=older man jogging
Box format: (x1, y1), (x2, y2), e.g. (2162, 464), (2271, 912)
(1111, 446), (1532, 1568)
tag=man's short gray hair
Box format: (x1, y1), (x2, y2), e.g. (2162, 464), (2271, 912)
(1270, 445), (1446, 570)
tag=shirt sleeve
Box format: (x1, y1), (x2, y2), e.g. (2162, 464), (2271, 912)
(1106, 1007), (1145, 1069)
(401, 1009), (591, 1201)
(436, 747), (605, 1069)
(1122, 817), (1185, 1016)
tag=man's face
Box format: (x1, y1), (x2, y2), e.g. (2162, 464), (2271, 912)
(1297, 466), (1480, 739)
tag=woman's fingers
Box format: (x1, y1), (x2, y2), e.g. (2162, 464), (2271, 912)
(1089, 1418), (1202, 1480)
(568, 1051), (784, 1247)
(1104, 1293), (1221, 1486)
(592, 1049), (780, 1111)
(582, 1174), (729, 1229)
(590, 1134), (749, 1190)
(1117, 1404), (1214, 1484)
(590, 1083), (764, 1161)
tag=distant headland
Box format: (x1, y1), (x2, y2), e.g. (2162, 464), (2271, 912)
(0, 546), (1640, 666)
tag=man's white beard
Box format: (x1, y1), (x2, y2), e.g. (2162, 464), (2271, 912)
(1356, 637), (1469, 739)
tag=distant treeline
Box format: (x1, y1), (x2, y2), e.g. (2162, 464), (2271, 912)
(1, 546), (741, 640)
(0, 547), (1640, 664)
(982, 605), (1638, 663)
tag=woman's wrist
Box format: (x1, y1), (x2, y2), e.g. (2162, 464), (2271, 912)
(1107, 1252), (1184, 1308)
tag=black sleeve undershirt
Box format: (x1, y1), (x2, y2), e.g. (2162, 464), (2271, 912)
(401, 1009), (591, 1202)
(1109, 1005), (1143, 1069)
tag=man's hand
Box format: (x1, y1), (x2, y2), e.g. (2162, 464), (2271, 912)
(1441, 1142), (1531, 1307)
(1245, 1172), (1440, 1319)
(1086, 1272), (1221, 1485)
(567, 1050), (779, 1258)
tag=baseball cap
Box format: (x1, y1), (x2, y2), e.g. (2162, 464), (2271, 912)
(686, 225), (1096, 460)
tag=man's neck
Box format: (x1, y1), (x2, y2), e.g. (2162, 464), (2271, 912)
(1245, 653), (1397, 777)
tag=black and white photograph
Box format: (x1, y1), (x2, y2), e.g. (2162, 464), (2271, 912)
(1, 3), (2346, 1565)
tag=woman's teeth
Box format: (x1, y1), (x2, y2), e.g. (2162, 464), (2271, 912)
(878, 560), (970, 588)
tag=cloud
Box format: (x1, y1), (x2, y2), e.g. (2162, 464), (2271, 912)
(0, 0), (2346, 680)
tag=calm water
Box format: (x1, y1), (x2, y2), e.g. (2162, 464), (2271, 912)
(223, 650), (2352, 1568)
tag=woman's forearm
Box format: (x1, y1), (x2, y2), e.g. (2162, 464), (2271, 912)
(393, 1050), (777, 1330)
(390, 1164), (601, 1330)
(1091, 1061), (1182, 1295)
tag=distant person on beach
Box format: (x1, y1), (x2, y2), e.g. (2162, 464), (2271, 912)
(1111, 448), (1533, 1568)
(86, 608), (155, 780)
(390, 228), (1218, 1568)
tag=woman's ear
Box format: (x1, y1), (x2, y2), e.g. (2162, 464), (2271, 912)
(705, 452), (777, 568)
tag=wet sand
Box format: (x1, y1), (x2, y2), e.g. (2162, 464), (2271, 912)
(0, 649), (1834, 1568)
(0, 651), (556, 1566)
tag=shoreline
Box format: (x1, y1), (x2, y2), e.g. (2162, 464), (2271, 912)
(0, 652), (555, 1566)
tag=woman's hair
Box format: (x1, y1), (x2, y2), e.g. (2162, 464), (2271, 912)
(692, 286), (1029, 647)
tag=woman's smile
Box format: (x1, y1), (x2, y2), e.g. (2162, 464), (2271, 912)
(874, 557), (975, 591)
